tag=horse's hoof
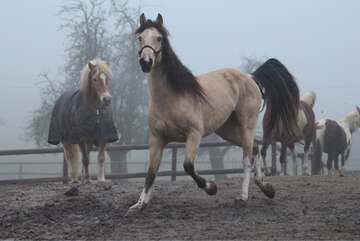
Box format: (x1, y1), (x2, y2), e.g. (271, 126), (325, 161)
(204, 181), (217, 195)
(124, 202), (146, 217)
(261, 182), (275, 199)
(64, 186), (79, 197)
(234, 197), (247, 209)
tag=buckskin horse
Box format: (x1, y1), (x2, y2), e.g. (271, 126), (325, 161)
(126, 14), (300, 215)
(48, 59), (118, 184)
(314, 107), (360, 176)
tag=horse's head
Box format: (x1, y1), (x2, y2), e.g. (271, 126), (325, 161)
(356, 106), (360, 127)
(347, 106), (360, 131)
(136, 13), (166, 73)
(82, 59), (112, 107)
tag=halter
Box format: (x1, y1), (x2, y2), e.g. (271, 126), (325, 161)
(138, 45), (162, 59)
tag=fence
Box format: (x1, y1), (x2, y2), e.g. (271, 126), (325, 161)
(0, 141), (260, 184)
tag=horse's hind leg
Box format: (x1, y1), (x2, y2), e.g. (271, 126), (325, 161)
(79, 142), (90, 184)
(327, 153), (334, 176)
(183, 131), (217, 195)
(288, 143), (298, 176)
(260, 142), (271, 176)
(97, 142), (107, 182)
(279, 142), (288, 176)
(302, 138), (312, 176)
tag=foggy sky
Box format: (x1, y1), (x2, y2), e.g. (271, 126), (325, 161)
(0, 0), (359, 148)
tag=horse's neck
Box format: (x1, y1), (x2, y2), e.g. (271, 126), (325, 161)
(148, 66), (177, 106)
(81, 90), (100, 111)
(340, 117), (357, 135)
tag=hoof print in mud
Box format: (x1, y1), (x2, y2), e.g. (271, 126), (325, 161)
(234, 197), (247, 209)
(205, 181), (217, 195)
(97, 182), (112, 191)
(64, 186), (79, 197)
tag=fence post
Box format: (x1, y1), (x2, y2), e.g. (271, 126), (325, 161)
(62, 154), (68, 184)
(171, 147), (177, 181)
(271, 143), (277, 175)
(18, 163), (23, 179)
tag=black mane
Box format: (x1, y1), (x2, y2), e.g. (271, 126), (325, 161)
(135, 19), (207, 102)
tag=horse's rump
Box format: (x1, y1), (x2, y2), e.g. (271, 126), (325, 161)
(48, 90), (118, 145)
(323, 119), (347, 154)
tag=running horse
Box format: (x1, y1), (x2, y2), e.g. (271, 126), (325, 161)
(261, 91), (316, 176)
(126, 14), (300, 215)
(48, 59), (118, 184)
(314, 107), (360, 176)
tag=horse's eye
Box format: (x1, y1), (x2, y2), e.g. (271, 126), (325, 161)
(157, 36), (162, 42)
(138, 36), (142, 42)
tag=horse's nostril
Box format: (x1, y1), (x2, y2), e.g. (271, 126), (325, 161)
(139, 58), (153, 73)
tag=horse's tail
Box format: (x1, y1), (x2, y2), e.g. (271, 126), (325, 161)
(63, 143), (82, 182)
(313, 138), (323, 175)
(252, 58), (300, 139)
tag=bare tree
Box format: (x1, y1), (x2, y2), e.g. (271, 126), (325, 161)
(26, 0), (147, 175)
(240, 56), (264, 74)
(106, 0), (147, 174)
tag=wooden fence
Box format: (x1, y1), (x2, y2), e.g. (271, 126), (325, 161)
(0, 141), (261, 184)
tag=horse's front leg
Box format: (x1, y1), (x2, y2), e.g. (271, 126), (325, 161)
(97, 142), (107, 182)
(79, 142), (90, 184)
(126, 135), (165, 216)
(183, 131), (217, 195)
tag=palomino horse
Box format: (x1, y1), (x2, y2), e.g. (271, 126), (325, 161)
(314, 107), (360, 176)
(48, 59), (118, 184)
(261, 91), (316, 176)
(126, 14), (299, 215)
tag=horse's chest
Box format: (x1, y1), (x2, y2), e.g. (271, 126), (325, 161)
(148, 112), (193, 141)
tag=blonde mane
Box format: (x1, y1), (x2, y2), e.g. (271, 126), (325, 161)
(300, 91), (316, 108)
(80, 58), (112, 93)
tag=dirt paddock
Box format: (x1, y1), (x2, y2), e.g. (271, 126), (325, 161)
(1, 174), (360, 240)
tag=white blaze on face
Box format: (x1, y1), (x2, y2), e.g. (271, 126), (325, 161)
(99, 73), (111, 101)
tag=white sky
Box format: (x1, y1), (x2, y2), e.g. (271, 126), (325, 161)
(0, 0), (359, 148)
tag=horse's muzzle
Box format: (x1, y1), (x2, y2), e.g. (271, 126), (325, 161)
(139, 58), (153, 73)
(102, 96), (111, 106)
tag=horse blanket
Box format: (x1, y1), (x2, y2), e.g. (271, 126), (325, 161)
(48, 90), (118, 145)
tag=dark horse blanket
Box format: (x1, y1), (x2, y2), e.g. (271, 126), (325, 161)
(48, 90), (118, 145)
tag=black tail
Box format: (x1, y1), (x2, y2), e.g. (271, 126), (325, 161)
(252, 58), (300, 139)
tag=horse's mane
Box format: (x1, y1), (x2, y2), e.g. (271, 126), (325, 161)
(300, 91), (316, 108)
(80, 58), (112, 93)
(135, 19), (207, 102)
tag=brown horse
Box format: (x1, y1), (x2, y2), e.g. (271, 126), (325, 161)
(48, 59), (118, 184)
(314, 107), (360, 176)
(261, 91), (316, 176)
(126, 14), (300, 215)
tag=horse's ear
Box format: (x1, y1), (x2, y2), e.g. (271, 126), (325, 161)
(140, 13), (146, 26)
(88, 60), (96, 70)
(357, 106), (360, 114)
(156, 13), (163, 25)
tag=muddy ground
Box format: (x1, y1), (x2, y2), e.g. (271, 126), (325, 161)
(0, 174), (360, 240)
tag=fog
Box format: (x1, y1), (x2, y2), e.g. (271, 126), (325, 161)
(0, 0), (359, 149)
